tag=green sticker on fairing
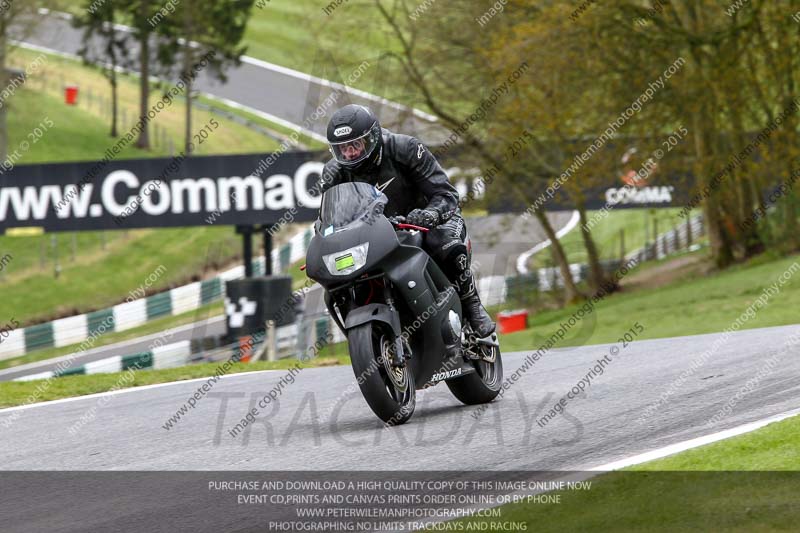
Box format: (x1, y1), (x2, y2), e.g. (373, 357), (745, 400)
(335, 254), (355, 270)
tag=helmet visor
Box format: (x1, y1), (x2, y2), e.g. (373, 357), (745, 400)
(329, 126), (380, 165)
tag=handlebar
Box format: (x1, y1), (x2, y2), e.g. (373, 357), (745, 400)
(387, 216), (429, 233)
(394, 223), (430, 233)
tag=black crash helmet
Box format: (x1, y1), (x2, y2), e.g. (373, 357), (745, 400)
(326, 104), (383, 174)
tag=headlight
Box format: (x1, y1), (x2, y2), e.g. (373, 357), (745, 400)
(323, 243), (369, 276)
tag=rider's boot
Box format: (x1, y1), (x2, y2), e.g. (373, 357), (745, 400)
(458, 269), (496, 338)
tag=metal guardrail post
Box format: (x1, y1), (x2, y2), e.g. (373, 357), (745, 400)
(266, 320), (276, 362)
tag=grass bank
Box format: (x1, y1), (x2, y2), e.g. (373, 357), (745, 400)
(456, 414), (800, 531)
(500, 251), (800, 352)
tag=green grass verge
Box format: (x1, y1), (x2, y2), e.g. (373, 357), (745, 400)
(0, 301), (223, 371)
(499, 252), (800, 352)
(0, 226), (239, 325)
(456, 415), (800, 531)
(0, 349), (351, 408)
(8, 83), (169, 162)
(10, 47), (282, 159)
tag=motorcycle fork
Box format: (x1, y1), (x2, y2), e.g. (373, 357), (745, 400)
(383, 281), (406, 367)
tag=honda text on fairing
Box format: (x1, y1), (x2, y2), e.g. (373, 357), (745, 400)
(305, 182), (503, 425)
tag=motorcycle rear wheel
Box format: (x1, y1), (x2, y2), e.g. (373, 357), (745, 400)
(446, 340), (503, 405)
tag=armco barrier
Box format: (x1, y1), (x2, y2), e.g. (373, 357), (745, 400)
(12, 311), (350, 382)
(14, 340), (192, 382)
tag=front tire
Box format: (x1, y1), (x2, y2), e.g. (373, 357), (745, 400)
(446, 341), (503, 405)
(348, 322), (415, 425)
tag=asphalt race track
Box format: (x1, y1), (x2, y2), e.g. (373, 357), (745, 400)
(2, 324), (799, 531)
(3, 324), (798, 471)
(468, 212), (575, 278)
(22, 12), (444, 143)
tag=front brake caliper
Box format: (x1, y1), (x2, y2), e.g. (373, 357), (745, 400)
(392, 337), (405, 367)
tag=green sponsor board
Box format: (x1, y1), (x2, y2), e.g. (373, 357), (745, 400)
(87, 308), (116, 337)
(24, 322), (54, 351)
(122, 351), (153, 371)
(201, 278), (223, 305)
(146, 292), (173, 320)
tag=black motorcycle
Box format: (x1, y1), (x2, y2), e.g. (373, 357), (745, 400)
(305, 182), (503, 425)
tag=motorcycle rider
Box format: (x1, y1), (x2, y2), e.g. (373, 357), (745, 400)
(320, 104), (495, 338)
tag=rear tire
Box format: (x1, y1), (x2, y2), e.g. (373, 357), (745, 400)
(446, 343), (503, 405)
(348, 322), (415, 425)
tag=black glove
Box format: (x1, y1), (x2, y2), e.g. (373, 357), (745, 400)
(406, 208), (440, 229)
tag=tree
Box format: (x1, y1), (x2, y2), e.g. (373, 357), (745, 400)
(591, 0), (798, 266)
(352, 0), (800, 282)
(74, 1), (130, 137)
(0, 0), (57, 160)
(367, 0), (586, 301)
(118, 0), (162, 149)
(481, 1), (622, 295)
(156, 0), (254, 154)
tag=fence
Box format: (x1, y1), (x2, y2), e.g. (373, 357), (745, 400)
(11, 48), (288, 154)
(626, 213), (704, 263)
(515, 212), (707, 301)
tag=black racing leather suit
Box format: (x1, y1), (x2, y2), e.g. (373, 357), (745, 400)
(320, 129), (495, 336)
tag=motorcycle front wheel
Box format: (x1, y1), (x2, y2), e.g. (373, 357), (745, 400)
(348, 322), (415, 425)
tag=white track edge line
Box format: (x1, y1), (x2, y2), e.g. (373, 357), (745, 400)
(14, 40), (80, 61)
(516, 210), (580, 274)
(591, 407), (800, 471)
(0, 369), (286, 414)
(204, 95), (328, 143)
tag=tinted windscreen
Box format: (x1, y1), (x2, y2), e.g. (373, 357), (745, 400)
(319, 182), (386, 231)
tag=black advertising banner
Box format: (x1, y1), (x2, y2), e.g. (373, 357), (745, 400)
(485, 172), (698, 214)
(0, 150), (697, 234)
(0, 152), (328, 234)
(2, 471), (798, 532)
